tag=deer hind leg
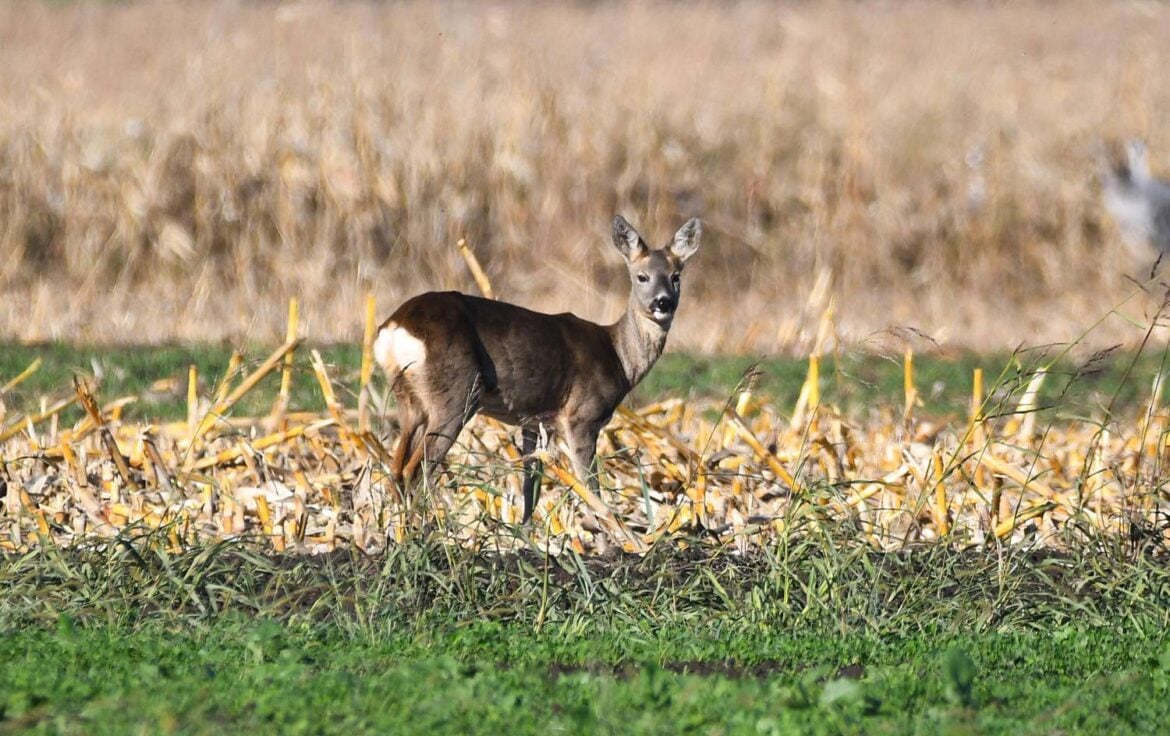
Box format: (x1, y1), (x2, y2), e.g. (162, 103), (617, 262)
(411, 370), (484, 491)
(520, 426), (542, 523)
(389, 381), (426, 488)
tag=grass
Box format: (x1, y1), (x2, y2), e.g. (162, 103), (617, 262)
(2, 537), (1169, 734)
(3, 342), (1168, 422)
(3, 620), (1168, 735)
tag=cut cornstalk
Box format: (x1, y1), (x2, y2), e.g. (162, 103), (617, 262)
(790, 354), (819, 429)
(143, 438), (176, 495)
(310, 349), (355, 451)
(190, 419), (332, 471)
(102, 429), (139, 491)
(993, 502), (1057, 539)
(359, 293), (377, 431)
(74, 377), (103, 427)
(545, 460), (646, 553)
(270, 298), (299, 428)
(903, 348), (917, 420)
(1012, 369), (1047, 442)
(1, 357), (41, 395)
(187, 364), (199, 437)
(456, 237), (495, 299)
(214, 352), (243, 406)
(931, 450), (949, 536)
(731, 412), (800, 492)
(967, 367), (986, 448)
(978, 452), (1059, 498)
(184, 339), (303, 470)
(0, 395), (77, 443)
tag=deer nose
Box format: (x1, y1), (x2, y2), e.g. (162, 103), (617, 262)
(651, 296), (676, 313)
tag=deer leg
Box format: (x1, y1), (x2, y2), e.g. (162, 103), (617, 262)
(414, 413), (468, 491)
(399, 425), (426, 484)
(560, 418), (613, 535)
(391, 413), (424, 484)
(414, 373), (482, 490)
(562, 419), (603, 492)
(520, 425), (542, 523)
(390, 383), (425, 489)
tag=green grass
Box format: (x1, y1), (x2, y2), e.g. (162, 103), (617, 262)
(2, 535), (1169, 735)
(3, 342), (1169, 423)
(2, 618), (1168, 735)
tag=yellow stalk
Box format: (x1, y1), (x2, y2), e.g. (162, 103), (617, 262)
(903, 348), (917, 420)
(931, 450), (949, 536)
(0, 396), (77, 443)
(184, 339), (303, 469)
(359, 293), (377, 431)
(272, 297), (299, 427)
(457, 238), (495, 299)
(214, 352), (243, 406)
(808, 354), (820, 410)
(978, 453), (1060, 499)
(544, 460), (646, 552)
(190, 420), (332, 471)
(993, 502), (1056, 539)
(731, 413), (800, 491)
(187, 364), (198, 437)
(1, 357), (41, 395)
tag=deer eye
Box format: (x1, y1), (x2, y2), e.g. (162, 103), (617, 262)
(671, 273), (681, 285)
(636, 273), (650, 283)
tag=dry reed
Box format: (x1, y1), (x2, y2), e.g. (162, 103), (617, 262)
(2, 1), (1170, 351)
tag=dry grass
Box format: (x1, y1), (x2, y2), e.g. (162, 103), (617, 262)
(3, 337), (1169, 557)
(2, 1), (1170, 351)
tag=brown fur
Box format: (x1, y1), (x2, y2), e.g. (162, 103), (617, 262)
(376, 216), (701, 522)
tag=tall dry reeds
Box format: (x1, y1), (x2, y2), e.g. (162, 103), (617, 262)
(0, 1), (1168, 352)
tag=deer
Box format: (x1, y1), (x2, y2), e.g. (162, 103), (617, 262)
(373, 215), (702, 523)
(1101, 138), (1170, 257)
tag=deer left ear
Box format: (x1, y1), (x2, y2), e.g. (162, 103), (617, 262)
(670, 218), (702, 263)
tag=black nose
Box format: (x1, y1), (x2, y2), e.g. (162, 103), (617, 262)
(651, 296), (675, 313)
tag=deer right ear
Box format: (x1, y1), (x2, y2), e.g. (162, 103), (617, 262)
(612, 215), (647, 262)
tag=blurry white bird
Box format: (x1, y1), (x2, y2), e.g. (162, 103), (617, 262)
(1101, 139), (1170, 256)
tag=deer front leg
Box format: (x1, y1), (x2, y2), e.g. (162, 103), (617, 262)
(561, 417), (603, 492)
(519, 426), (542, 524)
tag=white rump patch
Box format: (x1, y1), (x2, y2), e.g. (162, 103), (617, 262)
(373, 322), (427, 375)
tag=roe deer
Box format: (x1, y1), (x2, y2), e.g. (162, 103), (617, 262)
(1102, 138), (1170, 256)
(374, 215), (702, 522)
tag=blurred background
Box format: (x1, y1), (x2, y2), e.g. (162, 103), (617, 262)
(1, 0), (1168, 354)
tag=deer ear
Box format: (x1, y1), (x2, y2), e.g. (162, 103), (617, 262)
(670, 218), (702, 263)
(612, 215), (647, 262)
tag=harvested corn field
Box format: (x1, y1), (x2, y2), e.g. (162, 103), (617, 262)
(4, 331), (1168, 556)
(4, 1), (1170, 351)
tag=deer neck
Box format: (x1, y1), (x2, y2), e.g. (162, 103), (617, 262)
(611, 303), (670, 388)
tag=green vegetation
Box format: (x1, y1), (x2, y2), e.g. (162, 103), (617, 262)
(3, 342), (1169, 423)
(3, 617), (1168, 735)
(2, 532), (1169, 734)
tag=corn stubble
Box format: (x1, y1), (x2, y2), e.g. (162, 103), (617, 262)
(2, 1), (1170, 351)
(2, 338), (1168, 556)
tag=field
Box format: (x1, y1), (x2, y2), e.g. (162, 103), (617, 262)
(6, 0), (1170, 733)
(3, 1), (1170, 351)
(4, 337), (1170, 732)
(2, 546), (1170, 735)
